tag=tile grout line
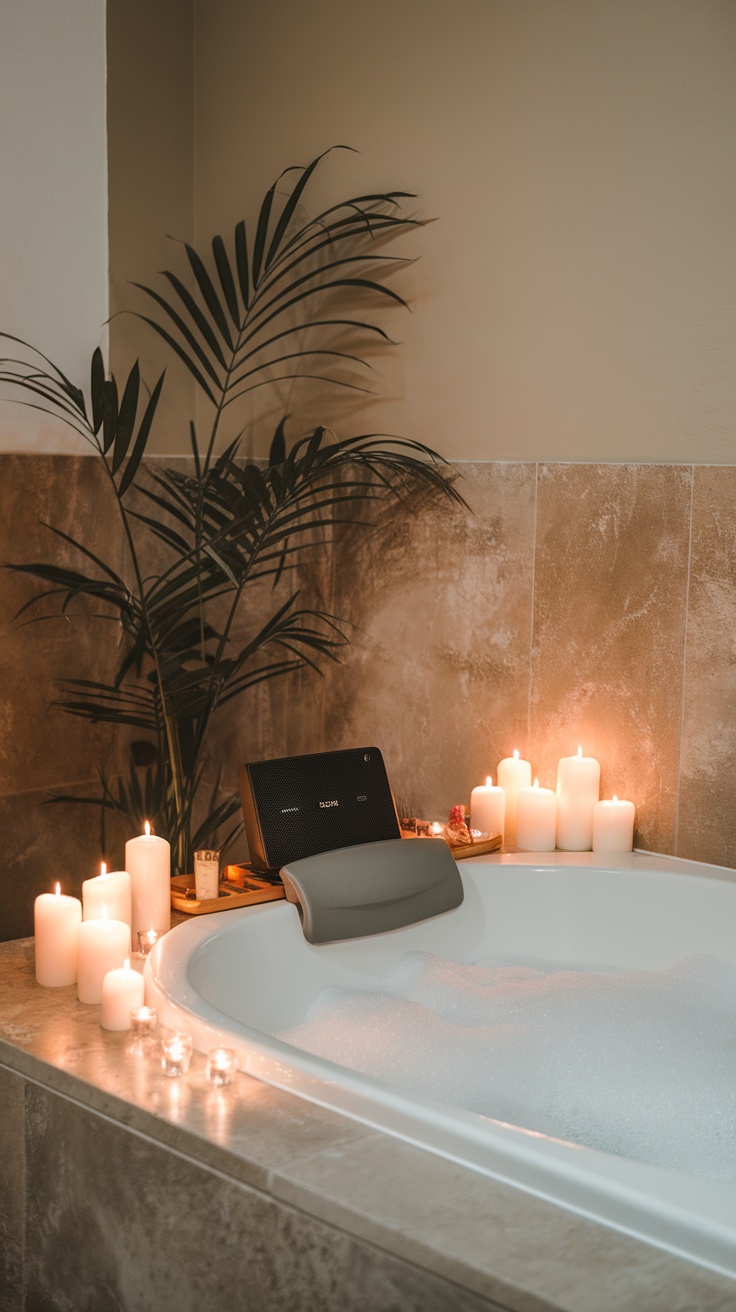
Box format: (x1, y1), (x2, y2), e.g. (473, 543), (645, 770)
(527, 463), (539, 752)
(674, 466), (695, 856)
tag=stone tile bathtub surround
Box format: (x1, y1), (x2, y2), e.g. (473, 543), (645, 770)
(530, 463), (693, 853)
(23, 1083), (498, 1312)
(2, 937), (735, 1312)
(0, 1063), (24, 1312)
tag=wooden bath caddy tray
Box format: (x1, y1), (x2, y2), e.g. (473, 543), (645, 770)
(170, 867), (285, 916)
(171, 834), (502, 916)
(400, 832), (503, 860)
(448, 833), (502, 859)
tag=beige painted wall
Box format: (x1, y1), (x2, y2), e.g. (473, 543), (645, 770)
(191, 0), (736, 463)
(16, 2), (730, 459)
(0, 0), (108, 453)
(107, 0), (195, 450)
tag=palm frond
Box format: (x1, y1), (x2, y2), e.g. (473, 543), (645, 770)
(0, 151), (467, 880)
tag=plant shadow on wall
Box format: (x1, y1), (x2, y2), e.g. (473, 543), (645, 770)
(0, 148), (465, 876)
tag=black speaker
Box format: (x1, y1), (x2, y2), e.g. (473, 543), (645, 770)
(240, 747), (400, 871)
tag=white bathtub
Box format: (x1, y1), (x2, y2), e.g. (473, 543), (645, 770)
(145, 850), (736, 1277)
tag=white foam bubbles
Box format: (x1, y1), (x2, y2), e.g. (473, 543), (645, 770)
(277, 951), (736, 1181)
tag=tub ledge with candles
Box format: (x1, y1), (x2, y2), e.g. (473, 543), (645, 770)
(3, 850), (736, 1311)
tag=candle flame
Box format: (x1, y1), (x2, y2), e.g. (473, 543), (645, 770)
(144, 820), (151, 838)
(513, 748), (520, 760)
(54, 881), (60, 898)
(124, 957), (130, 970)
(533, 778), (539, 788)
(577, 746), (583, 758)
(613, 794), (619, 804)
(100, 861), (107, 878)
(485, 775), (492, 787)
(430, 821), (444, 835)
(101, 905), (108, 920)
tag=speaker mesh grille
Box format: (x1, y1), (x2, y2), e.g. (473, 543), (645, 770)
(243, 747), (400, 869)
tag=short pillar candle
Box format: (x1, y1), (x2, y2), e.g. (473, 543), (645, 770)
(469, 776), (505, 838)
(100, 958), (146, 1030)
(496, 750), (532, 847)
(556, 747), (600, 851)
(593, 797), (635, 852)
(77, 916), (131, 1005)
(34, 883), (82, 986)
(516, 780), (557, 852)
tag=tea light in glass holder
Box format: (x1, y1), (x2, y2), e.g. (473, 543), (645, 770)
(138, 928), (159, 956)
(429, 821), (445, 838)
(206, 1046), (238, 1087)
(127, 1005), (158, 1057)
(161, 1031), (193, 1078)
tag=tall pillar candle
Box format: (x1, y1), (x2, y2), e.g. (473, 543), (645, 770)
(34, 883), (82, 986)
(100, 958), (145, 1030)
(556, 747), (600, 850)
(516, 780), (557, 852)
(593, 796), (635, 852)
(496, 750), (532, 846)
(77, 916), (131, 1004)
(469, 776), (505, 838)
(82, 864), (132, 927)
(125, 823), (171, 940)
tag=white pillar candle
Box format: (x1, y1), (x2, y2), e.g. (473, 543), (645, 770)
(125, 822), (171, 940)
(516, 779), (557, 852)
(496, 749), (532, 846)
(82, 863), (132, 927)
(100, 958), (145, 1030)
(469, 776), (506, 837)
(593, 796), (635, 852)
(77, 915), (131, 1005)
(556, 746), (601, 850)
(34, 883), (82, 986)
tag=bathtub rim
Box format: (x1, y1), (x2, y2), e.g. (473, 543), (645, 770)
(145, 849), (736, 1279)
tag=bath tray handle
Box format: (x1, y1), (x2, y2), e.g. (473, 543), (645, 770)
(280, 838), (464, 944)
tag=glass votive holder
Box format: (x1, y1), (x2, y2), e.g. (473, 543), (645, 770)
(205, 1046), (238, 1088)
(138, 929), (159, 956)
(126, 1005), (159, 1056)
(161, 1031), (193, 1078)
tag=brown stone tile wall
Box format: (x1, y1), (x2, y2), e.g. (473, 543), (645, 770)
(530, 463), (693, 855)
(2, 456), (736, 940)
(677, 466), (736, 867)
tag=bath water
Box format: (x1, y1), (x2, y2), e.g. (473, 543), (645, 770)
(278, 951), (736, 1180)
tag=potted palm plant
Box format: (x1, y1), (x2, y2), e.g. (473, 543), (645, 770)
(0, 149), (463, 876)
